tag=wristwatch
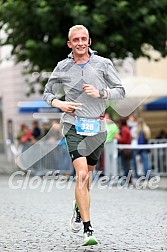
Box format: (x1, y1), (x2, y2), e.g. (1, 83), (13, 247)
(99, 89), (105, 98)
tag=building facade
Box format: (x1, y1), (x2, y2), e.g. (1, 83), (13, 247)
(0, 60), (41, 149)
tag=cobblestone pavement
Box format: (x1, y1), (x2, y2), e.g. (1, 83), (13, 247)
(0, 174), (167, 252)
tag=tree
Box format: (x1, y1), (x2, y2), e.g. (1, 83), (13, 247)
(0, 0), (167, 93)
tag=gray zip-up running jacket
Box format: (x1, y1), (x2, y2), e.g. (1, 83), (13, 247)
(43, 48), (125, 131)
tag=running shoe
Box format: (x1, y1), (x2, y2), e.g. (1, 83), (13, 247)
(70, 200), (82, 233)
(82, 227), (98, 246)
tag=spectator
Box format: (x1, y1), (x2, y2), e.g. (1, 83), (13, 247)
(137, 118), (151, 176)
(115, 117), (132, 180)
(103, 113), (119, 177)
(105, 113), (119, 142)
(32, 121), (41, 140)
(127, 114), (139, 178)
(17, 124), (33, 144)
(16, 124), (26, 144)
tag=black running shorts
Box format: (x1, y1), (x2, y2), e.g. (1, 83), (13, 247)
(63, 123), (107, 165)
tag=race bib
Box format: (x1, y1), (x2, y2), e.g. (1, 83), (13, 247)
(75, 117), (100, 136)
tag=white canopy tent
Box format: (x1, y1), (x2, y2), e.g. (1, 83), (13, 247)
(122, 76), (167, 98)
(108, 76), (167, 117)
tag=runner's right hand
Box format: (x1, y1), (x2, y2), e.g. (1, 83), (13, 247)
(51, 99), (82, 113)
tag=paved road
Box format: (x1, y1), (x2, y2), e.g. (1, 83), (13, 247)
(0, 174), (166, 252)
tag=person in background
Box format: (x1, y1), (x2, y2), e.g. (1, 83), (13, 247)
(127, 114), (139, 178)
(32, 121), (41, 140)
(18, 124), (33, 144)
(115, 117), (132, 181)
(105, 113), (119, 143)
(16, 124), (26, 144)
(137, 118), (151, 176)
(103, 113), (119, 177)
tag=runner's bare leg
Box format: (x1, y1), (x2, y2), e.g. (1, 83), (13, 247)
(73, 158), (95, 222)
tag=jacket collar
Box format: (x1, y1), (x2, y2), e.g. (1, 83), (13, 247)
(68, 47), (97, 59)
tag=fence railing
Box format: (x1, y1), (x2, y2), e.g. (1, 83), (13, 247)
(148, 139), (167, 176)
(104, 139), (167, 177)
(5, 139), (74, 176)
(3, 138), (167, 177)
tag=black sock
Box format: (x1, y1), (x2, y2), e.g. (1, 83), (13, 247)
(83, 221), (92, 233)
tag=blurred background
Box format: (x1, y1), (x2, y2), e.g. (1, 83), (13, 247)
(0, 0), (167, 181)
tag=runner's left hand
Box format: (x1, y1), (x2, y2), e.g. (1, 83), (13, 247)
(82, 84), (100, 98)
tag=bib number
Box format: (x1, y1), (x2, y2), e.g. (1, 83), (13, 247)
(75, 117), (100, 136)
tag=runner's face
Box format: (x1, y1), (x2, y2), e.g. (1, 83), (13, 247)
(67, 29), (89, 57)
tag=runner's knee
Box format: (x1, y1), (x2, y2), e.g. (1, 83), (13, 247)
(76, 170), (89, 183)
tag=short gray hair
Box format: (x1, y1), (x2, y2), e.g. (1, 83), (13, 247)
(68, 25), (89, 40)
